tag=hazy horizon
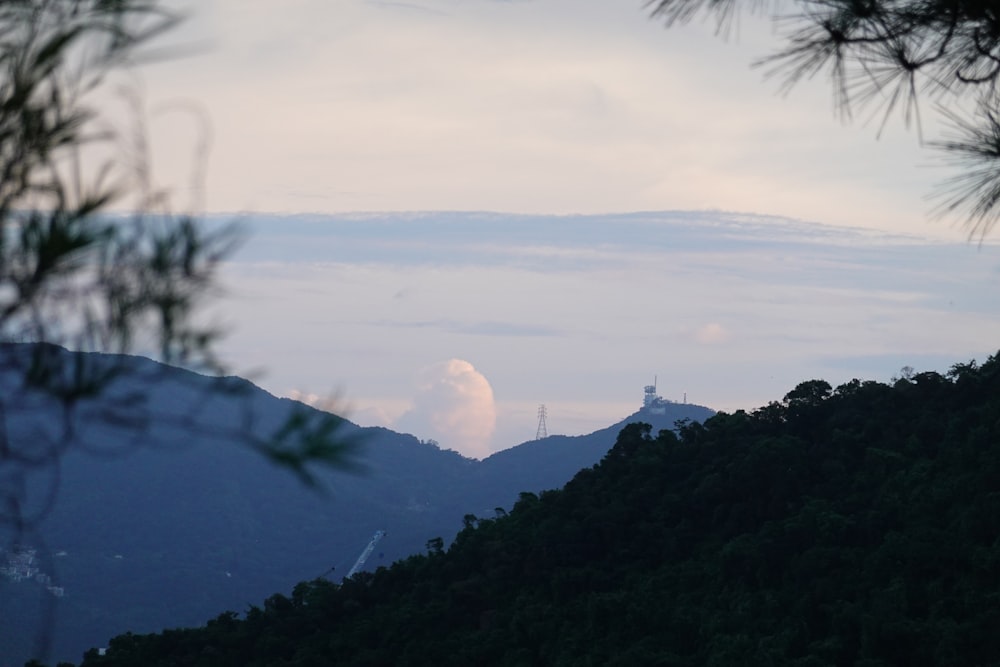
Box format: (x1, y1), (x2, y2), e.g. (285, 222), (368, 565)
(204, 209), (1000, 458)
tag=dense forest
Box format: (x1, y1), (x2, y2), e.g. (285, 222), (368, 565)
(48, 353), (1000, 666)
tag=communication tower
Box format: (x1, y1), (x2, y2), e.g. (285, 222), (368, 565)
(643, 375), (658, 408)
(535, 404), (548, 440)
(643, 375), (668, 414)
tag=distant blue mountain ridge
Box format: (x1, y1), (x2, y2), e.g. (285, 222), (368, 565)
(0, 346), (713, 666)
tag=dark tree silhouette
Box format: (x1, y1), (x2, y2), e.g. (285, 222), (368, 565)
(0, 4), (357, 661)
(646, 0), (1000, 236)
(64, 351), (1000, 667)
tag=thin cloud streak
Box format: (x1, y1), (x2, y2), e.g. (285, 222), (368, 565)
(368, 319), (566, 338)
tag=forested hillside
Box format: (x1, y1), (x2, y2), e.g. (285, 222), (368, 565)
(1, 345), (714, 667)
(67, 353), (1000, 666)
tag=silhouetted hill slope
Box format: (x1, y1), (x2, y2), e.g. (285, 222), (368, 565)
(70, 352), (1000, 667)
(0, 346), (712, 667)
(470, 402), (714, 512)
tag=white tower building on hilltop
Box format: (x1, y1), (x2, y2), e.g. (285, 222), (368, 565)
(643, 376), (668, 414)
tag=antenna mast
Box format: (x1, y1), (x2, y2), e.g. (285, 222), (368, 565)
(535, 404), (548, 440)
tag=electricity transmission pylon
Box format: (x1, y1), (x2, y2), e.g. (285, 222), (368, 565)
(535, 404), (548, 440)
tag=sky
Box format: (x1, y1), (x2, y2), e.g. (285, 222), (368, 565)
(133, 0), (955, 235)
(99, 0), (1000, 457)
(210, 211), (1000, 458)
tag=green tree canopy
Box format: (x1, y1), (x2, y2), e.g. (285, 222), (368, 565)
(65, 351), (1000, 667)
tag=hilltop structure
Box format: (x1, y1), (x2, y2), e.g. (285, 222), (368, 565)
(642, 377), (674, 415)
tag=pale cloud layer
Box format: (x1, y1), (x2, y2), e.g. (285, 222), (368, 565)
(211, 211), (1000, 454)
(130, 0), (962, 238)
